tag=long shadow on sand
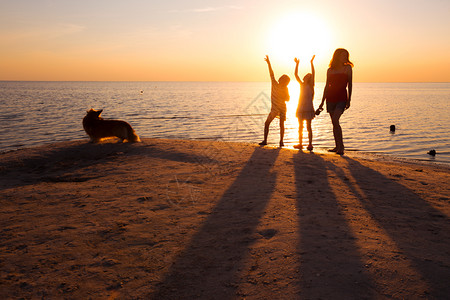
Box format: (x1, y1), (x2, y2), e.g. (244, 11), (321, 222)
(0, 141), (218, 190)
(150, 147), (280, 299)
(338, 157), (450, 298)
(293, 151), (376, 298)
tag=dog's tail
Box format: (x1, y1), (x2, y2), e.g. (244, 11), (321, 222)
(128, 128), (141, 143)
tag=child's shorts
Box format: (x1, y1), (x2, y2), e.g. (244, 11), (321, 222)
(269, 108), (286, 122)
(326, 101), (346, 114)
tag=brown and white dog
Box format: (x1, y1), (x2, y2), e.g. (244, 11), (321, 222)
(83, 109), (141, 143)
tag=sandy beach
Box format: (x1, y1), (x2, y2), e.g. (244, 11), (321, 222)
(0, 138), (449, 299)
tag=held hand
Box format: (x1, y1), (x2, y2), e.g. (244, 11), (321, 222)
(316, 99), (324, 115)
(345, 101), (351, 110)
(294, 57), (299, 64)
(315, 106), (324, 115)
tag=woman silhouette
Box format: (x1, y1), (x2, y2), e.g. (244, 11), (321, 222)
(317, 48), (353, 155)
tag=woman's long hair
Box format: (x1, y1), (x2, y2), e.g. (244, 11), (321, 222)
(329, 48), (354, 68)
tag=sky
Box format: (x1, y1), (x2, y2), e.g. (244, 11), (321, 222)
(0, 0), (449, 82)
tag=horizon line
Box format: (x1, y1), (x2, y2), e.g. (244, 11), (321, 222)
(1, 80), (449, 84)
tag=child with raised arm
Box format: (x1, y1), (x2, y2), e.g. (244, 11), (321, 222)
(294, 55), (316, 151)
(259, 55), (290, 147)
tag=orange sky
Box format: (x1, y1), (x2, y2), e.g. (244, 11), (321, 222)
(1, 0), (449, 82)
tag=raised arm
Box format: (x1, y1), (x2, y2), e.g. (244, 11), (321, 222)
(310, 55), (315, 87)
(294, 57), (302, 83)
(264, 55), (276, 82)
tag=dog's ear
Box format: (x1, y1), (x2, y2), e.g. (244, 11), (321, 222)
(98, 109), (103, 113)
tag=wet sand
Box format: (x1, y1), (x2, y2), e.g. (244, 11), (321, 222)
(1, 138), (449, 299)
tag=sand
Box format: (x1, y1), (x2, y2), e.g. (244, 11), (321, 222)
(0, 138), (449, 299)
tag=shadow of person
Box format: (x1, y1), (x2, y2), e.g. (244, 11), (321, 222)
(341, 157), (450, 298)
(150, 147), (280, 299)
(0, 140), (220, 190)
(293, 151), (375, 298)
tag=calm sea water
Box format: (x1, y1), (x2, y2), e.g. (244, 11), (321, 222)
(1, 81), (449, 165)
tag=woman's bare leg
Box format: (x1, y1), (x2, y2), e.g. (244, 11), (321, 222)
(330, 109), (345, 154)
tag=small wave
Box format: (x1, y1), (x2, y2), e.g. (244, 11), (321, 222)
(137, 114), (267, 120)
(0, 113), (25, 120)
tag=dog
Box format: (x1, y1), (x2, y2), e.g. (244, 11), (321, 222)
(83, 108), (141, 143)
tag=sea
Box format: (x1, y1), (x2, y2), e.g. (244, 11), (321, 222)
(1, 81), (449, 165)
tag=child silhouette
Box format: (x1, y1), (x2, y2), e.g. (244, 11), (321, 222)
(259, 55), (290, 147)
(294, 55), (316, 151)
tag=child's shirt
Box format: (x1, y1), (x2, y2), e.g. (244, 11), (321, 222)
(271, 82), (290, 113)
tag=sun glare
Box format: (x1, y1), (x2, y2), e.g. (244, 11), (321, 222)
(266, 12), (332, 66)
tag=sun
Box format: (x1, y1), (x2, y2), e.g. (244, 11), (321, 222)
(266, 12), (332, 66)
